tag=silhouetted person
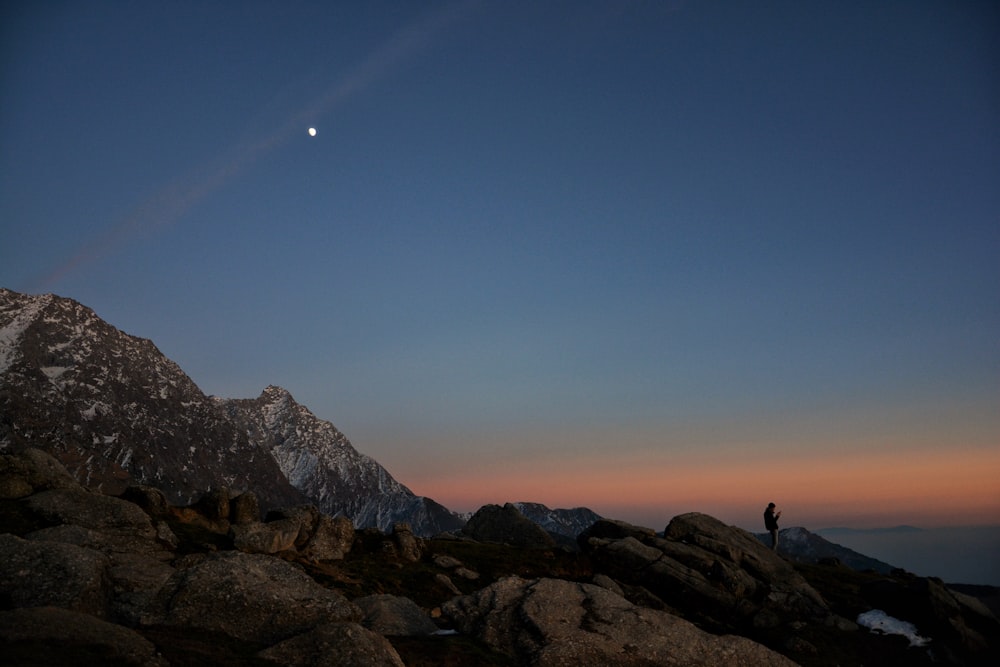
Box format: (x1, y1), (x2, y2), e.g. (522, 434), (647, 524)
(764, 502), (781, 552)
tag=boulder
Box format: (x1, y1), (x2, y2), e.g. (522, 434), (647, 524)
(355, 594), (439, 636)
(0, 533), (111, 618)
(0, 606), (168, 667)
(143, 550), (361, 644)
(462, 503), (557, 549)
(266, 504), (321, 546)
(578, 518), (657, 545)
(0, 448), (80, 498)
(303, 513), (355, 561)
(22, 488), (157, 541)
(443, 576), (798, 666)
(256, 622), (405, 667)
(391, 522), (423, 562)
(231, 519), (300, 554)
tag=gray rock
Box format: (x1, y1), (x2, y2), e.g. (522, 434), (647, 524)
(0, 606), (168, 667)
(106, 552), (177, 626)
(0, 533), (111, 618)
(355, 593), (439, 636)
(462, 503), (557, 549)
(443, 576), (798, 666)
(257, 622), (405, 667)
(143, 550), (361, 644)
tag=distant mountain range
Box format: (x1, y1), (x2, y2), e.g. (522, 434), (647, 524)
(754, 527), (896, 574)
(0, 288), (596, 538)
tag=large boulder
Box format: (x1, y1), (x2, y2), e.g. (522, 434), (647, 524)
(582, 512), (829, 633)
(22, 488), (157, 541)
(0, 448), (80, 499)
(0, 606), (168, 667)
(462, 503), (557, 549)
(142, 550), (361, 644)
(443, 576), (798, 666)
(256, 622), (405, 667)
(0, 533), (111, 618)
(355, 594), (439, 636)
(302, 513), (355, 561)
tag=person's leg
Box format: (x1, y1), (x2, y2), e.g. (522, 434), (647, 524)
(770, 528), (778, 551)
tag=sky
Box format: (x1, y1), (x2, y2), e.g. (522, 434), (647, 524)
(2, 1), (999, 537)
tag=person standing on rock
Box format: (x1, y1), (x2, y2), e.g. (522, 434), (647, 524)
(764, 503), (781, 552)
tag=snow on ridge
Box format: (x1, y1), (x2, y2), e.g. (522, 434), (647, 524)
(0, 291), (53, 375)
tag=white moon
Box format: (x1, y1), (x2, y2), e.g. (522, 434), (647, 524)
(308, 127), (317, 137)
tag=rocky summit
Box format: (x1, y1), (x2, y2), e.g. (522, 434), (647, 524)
(3, 449), (999, 666)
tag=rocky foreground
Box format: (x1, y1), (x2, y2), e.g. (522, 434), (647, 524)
(2, 449), (998, 666)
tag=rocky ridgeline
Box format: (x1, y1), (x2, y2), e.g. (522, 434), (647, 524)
(3, 449), (999, 666)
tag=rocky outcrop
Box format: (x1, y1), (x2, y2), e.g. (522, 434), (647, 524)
(461, 502), (558, 549)
(443, 575), (798, 666)
(580, 514), (832, 635)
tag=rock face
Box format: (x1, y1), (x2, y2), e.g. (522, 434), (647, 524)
(443, 575), (799, 666)
(0, 288), (305, 510)
(580, 513), (831, 634)
(220, 386), (464, 537)
(0, 288), (461, 535)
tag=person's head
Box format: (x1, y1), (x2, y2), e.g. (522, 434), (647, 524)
(767, 503), (776, 509)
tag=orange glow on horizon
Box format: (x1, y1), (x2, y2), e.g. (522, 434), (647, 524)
(407, 443), (1000, 530)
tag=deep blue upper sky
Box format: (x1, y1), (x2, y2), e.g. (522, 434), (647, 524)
(3, 1), (998, 527)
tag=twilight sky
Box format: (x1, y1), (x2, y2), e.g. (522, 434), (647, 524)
(3, 0), (998, 532)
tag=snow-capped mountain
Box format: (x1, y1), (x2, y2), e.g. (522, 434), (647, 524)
(0, 288), (460, 534)
(219, 386), (464, 536)
(0, 288), (304, 509)
(511, 502), (603, 539)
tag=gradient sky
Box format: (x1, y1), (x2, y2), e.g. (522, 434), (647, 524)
(2, 1), (998, 533)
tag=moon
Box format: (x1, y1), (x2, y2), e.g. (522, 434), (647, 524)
(308, 127), (317, 137)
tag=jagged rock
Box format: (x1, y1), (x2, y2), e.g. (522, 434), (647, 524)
(0, 533), (111, 618)
(391, 522), (423, 562)
(303, 513), (355, 561)
(0, 606), (168, 667)
(462, 503), (558, 548)
(143, 550), (361, 644)
(231, 518), (300, 554)
(229, 489), (261, 524)
(355, 594), (439, 636)
(256, 622), (405, 667)
(443, 576), (798, 666)
(267, 504), (322, 546)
